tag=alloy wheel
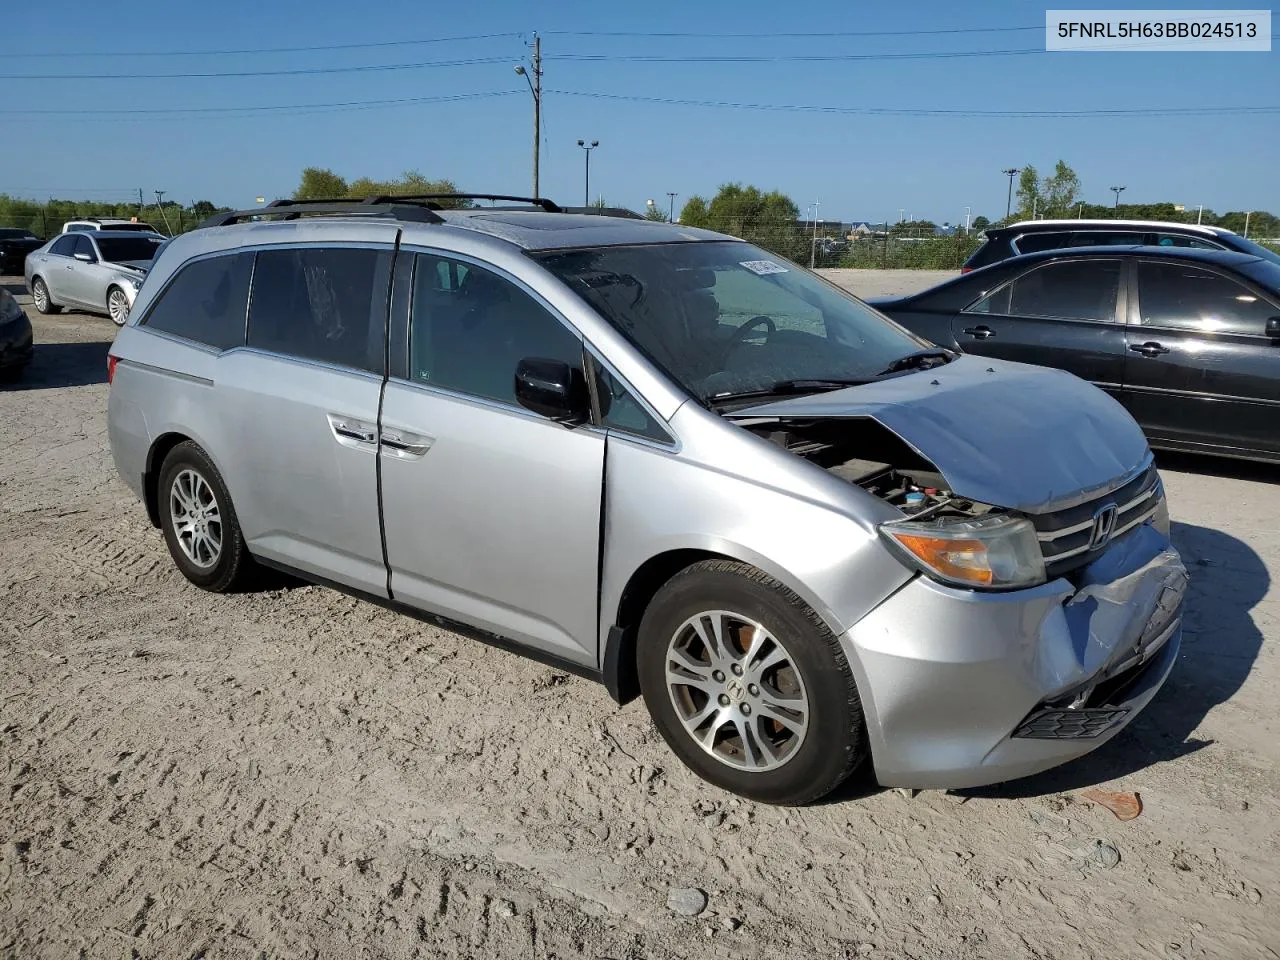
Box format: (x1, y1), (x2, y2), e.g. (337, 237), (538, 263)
(33, 280), (48, 312)
(107, 288), (129, 325)
(169, 468), (222, 569)
(664, 609), (810, 772)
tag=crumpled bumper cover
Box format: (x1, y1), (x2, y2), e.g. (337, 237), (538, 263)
(844, 523), (1188, 789)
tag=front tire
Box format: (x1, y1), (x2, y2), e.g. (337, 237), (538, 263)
(157, 441), (255, 592)
(31, 277), (62, 315)
(637, 559), (869, 805)
(106, 286), (130, 326)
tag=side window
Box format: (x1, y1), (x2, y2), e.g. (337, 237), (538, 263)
(1007, 260), (1121, 322)
(1012, 232), (1069, 254)
(1154, 233), (1221, 250)
(247, 247), (391, 374)
(142, 252), (252, 350)
(1066, 231), (1143, 248)
(408, 253), (583, 406)
(49, 235), (77, 256)
(1137, 262), (1276, 336)
(593, 363), (672, 443)
(966, 281), (1012, 315)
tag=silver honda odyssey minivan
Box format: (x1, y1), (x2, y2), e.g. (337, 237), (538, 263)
(106, 196), (1188, 805)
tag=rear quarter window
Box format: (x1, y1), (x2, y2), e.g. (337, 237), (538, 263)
(141, 252), (252, 350)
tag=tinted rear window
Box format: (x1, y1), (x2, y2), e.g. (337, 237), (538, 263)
(247, 247), (391, 374)
(142, 252), (252, 350)
(95, 237), (163, 263)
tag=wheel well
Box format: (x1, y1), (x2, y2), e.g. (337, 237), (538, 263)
(143, 432), (191, 528)
(603, 548), (725, 705)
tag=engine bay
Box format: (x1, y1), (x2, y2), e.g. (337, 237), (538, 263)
(741, 416), (998, 520)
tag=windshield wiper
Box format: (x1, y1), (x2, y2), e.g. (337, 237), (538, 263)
(875, 347), (956, 376)
(707, 378), (869, 405)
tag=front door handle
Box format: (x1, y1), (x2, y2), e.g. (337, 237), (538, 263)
(1129, 341), (1170, 357)
(327, 414), (378, 446)
(380, 429), (432, 459)
(962, 325), (996, 339)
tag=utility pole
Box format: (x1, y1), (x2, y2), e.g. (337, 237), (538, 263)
(964, 206), (971, 233)
(514, 33), (542, 198)
(137, 188), (145, 217)
(1110, 185), (1126, 211)
(154, 190), (173, 234)
(666, 192), (677, 223)
(810, 200), (820, 269)
(1196, 203), (1204, 225)
(1002, 168), (1020, 219)
(1077, 202), (1084, 219)
(1244, 211), (1252, 238)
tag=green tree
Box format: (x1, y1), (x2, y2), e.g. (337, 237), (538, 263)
(643, 205), (669, 222)
(971, 215), (991, 232)
(1016, 166), (1041, 219)
(1041, 160), (1081, 216)
(679, 196), (710, 227)
(679, 184), (803, 257)
(293, 167), (349, 200)
(190, 200), (219, 219)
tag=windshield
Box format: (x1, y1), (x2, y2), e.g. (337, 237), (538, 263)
(1232, 236), (1280, 268)
(533, 241), (926, 402)
(96, 236), (162, 263)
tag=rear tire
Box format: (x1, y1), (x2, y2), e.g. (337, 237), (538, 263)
(157, 441), (255, 592)
(637, 559), (869, 805)
(31, 277), (62, 315)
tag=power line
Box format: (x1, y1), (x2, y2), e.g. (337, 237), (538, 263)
(0, 55), (511, 81)
(551, 48), (1047, 63)
(2, 90), (520, 116)
(9, 32), (524, 58)
(543, 26), (1043, 38)
(545, 89), (1280, 118)
(2, 90), (521, 123)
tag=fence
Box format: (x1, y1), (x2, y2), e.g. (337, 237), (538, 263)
(0, 203), (200, 239)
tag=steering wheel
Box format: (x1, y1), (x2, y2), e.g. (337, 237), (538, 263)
(730, 314), (776, 347)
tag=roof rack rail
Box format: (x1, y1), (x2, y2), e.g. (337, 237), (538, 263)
(559, 206), (646, 220)
(362, 193), (563, 212)
(199, 199), (445, 229)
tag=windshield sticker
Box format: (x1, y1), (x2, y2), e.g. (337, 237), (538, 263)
(739, 259), (789, 276)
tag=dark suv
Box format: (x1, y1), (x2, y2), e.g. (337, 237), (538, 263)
(963, 219), (1280, 273)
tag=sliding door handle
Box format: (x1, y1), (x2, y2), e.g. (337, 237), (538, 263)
(380, 429), (432, 458)
(327, 414), (378, 446)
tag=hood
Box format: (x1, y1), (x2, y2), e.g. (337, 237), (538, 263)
(730, 355), (1149, 513)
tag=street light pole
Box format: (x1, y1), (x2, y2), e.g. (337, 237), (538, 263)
(1244, 211), (1252, 238)
(1196, 203), (1204, 225)
(1002, 168), (1020, 219)
(667, 191), (677, 223)
(576, 139), (598, 206)
(1110, 185), (1126, 211)
(514, 33), (542, 199)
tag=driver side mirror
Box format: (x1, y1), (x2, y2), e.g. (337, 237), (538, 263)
(1266, 317), (1280, 341)
(73, 252), (93, 262)
(514, 357), (591, 424)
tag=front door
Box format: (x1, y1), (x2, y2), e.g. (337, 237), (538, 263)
(953, 257), (1128, 396)
(216, 242), (396, 595)
(379, 251), (604, 665)
(1123, 258), (1280, 456)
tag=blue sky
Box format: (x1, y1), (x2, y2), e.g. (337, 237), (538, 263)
(4, 0), (1277, 223)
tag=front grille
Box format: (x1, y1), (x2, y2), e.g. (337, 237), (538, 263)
(1028, 464), (1163, 577)
(1013, 708), (1130, 739)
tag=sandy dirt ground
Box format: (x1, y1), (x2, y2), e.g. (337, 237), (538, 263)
(2, 271), (1278, 960)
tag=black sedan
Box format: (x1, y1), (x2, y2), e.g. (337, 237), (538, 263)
(0, 228), (45, 275)
(871, 245), (1280, 464)
(0, 287), (33, 381)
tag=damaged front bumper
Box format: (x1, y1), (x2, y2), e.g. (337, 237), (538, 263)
(844, 523), (1188, 789)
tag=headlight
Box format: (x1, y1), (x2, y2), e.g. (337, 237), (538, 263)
(126, 276), (143, 290)
(880, 513), (1046, 590)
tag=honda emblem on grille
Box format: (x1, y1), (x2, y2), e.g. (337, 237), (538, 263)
(1088, 503), (1119, 550)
